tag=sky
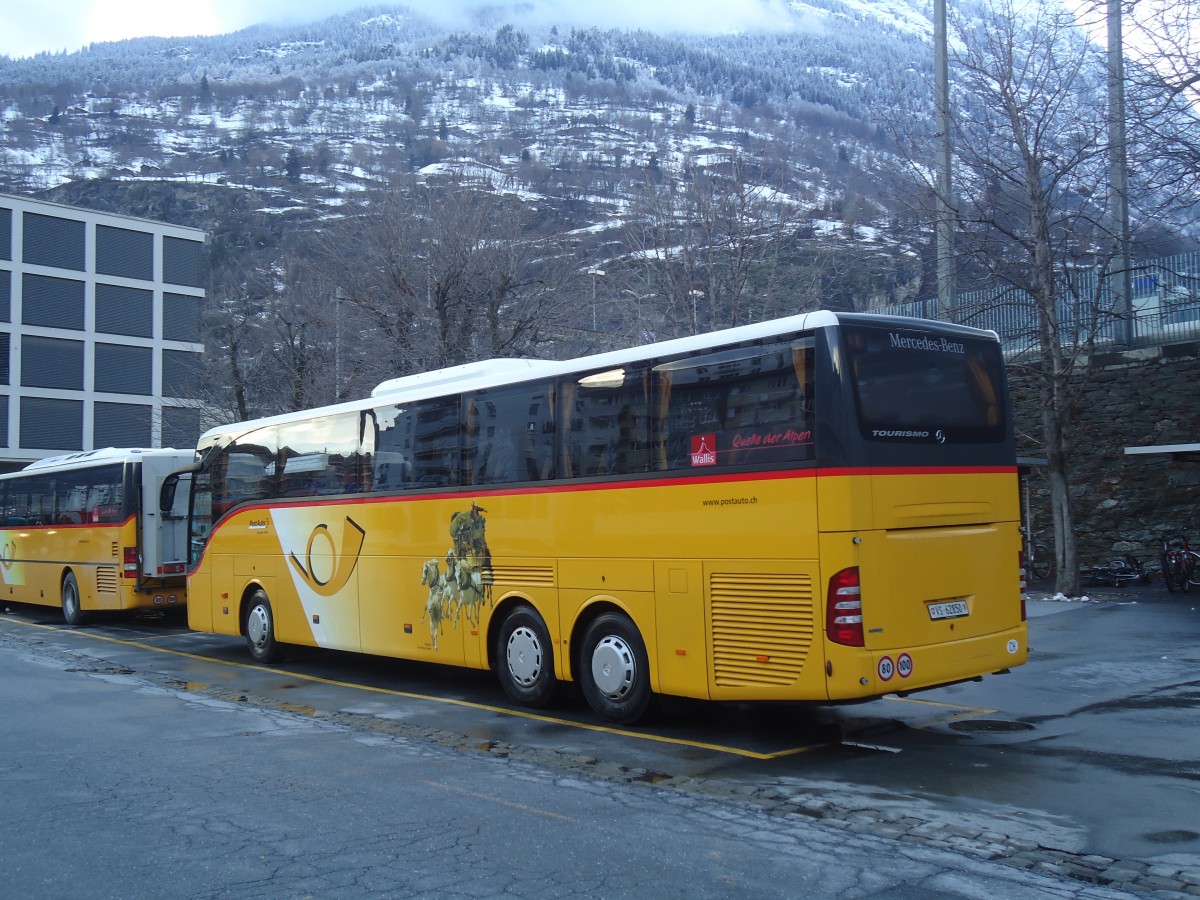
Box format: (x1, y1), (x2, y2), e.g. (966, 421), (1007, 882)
(0, 0), (800, 59)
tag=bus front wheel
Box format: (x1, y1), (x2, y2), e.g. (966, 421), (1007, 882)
(61, 572), (87, 627)
(244, 590), (283, 663)
(579, 612), (652, 725)
(495, 605), (557, 708)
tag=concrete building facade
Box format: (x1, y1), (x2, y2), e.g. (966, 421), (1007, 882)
(0, 193), (205, 470)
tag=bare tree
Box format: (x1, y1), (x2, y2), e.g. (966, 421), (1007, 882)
(471, 200), (578, 359)
(312, 179), (580, 383)
(200, 292), (259, 424)
(879, 0), (1200, 594)
(1111, 0), (1200, 217)
(621, 152), (797, 337)
(889, 0), (1118, 594)
(948, 0), (1200, 592)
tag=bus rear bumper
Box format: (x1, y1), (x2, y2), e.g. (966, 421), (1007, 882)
(826, 625), (1028, 702)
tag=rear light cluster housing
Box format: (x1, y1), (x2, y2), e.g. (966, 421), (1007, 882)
(826, 566), (864, 646)
(122, 546), (139, 578)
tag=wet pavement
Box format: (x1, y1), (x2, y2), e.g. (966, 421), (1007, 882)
(1, 576), (1198, 897)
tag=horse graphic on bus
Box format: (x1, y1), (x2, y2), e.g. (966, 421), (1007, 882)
(420, 503), (494, 650)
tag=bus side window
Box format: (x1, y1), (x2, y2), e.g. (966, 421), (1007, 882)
(653, 338), (815, 471)
(29, 474), (55, 525)
(370, 403), (413, 492)
(277, 413), (362, 498)
(464, 380), (556, 485)
(413, 397), (460, 488)
(566, 367), (650, 478)
(212, 429), (279, 515)
(55, 471), (87, 525)
(85, 464), (125, 523)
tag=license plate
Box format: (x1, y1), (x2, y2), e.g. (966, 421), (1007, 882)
(928, 600), (969, 620)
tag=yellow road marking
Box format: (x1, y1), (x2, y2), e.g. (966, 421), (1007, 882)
(0, 617), (832, 760)
(884, 694), (998, 728)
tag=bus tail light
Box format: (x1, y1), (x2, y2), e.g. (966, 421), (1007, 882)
(123, 547), (140, 578)
(827, 567), (864, 646)
(1019, 552), (1027, 621)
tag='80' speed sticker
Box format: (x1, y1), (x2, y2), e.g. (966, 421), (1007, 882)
(878, 653), (914, 682)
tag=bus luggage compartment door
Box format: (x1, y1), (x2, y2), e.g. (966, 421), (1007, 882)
(858, 523), (1021, 651)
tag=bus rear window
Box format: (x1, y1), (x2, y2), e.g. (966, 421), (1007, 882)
(843, 323), (1006, 444)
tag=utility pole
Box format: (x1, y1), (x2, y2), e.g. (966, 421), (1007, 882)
(1107, 0), (1134, 346)
(334, 288), (345, 401)
(934, 0), (957, 322)
(587, 268), (605, 330)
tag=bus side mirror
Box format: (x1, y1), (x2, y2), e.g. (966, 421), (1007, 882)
(160, 474), (179, 514)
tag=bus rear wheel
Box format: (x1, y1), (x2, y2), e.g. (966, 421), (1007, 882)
(495, 605), (557, 708)
(61, 571), (87, 627)
(579, 612), (652, 725)
(244, 590), (283, 663)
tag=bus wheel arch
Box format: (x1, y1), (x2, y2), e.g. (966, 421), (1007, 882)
(491, 597), (557, 709)
(573, 603), (654, 725)
(61, 569), (88, 627)
(241, 585), (283, 664)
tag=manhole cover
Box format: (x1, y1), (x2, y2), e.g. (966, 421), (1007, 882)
(948, 719), (1035, 733)
(1146, 830), (1200, 844)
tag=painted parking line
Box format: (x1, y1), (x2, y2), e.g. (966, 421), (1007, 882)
(884, 694), (999, 728)
(0, 616), (837, 761)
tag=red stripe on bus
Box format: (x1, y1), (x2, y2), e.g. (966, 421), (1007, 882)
(2, 514), (138, 529)
(815, 466), (1017, 477)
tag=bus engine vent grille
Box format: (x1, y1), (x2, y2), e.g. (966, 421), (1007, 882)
(487, 565), (555, 587)
(96, 566), (118, 594)
(710, 572), (814, 687)
(111, 541), (119, 559)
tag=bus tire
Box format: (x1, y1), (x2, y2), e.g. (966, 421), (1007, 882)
(495, 605), (556, 708)
(579, 612), (652, 725)
(244, 589), (283, 664)
(61, 571), (88, 627)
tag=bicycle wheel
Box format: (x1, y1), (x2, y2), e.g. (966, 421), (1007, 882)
(1164, 552), (1186, 592)
(1187, 551), (1200, 589)
(1030, 543), (1053, 580)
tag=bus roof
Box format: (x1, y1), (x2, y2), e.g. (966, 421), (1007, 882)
(8, 448), (194, 477)
(372, 358), (560, 398)
(196, 309), (997, 446)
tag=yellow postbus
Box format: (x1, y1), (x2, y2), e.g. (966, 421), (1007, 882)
(170, 311), (1026, 723)
(0, 448), (193, 625)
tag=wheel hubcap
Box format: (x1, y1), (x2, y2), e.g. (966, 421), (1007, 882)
(506, 626), (542, 686)
(247, 605), (269, 647)
(591, 635), (635, 699)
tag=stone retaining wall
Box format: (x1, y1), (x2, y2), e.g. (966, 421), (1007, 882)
(1010, 341), (1200, 566)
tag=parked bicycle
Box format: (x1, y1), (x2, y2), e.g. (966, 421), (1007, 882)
(1081, 555), (1151, 587)
(1160, 534), (1200, 592)
(1022, 530), (1055, 580)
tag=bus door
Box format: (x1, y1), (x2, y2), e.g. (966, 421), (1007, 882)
(140, 455), (191, 580)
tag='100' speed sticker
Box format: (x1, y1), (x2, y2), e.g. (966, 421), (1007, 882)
(878, 654), (914, 682)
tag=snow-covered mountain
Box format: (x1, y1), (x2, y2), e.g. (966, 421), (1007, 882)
(0, 3), (930, 216)
(0, 0), (958, 396)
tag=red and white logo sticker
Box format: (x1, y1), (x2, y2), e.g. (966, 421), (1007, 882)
(690, 434), (717, 466)
(897, 652), (913, 678)
(877, 655), (895, 682)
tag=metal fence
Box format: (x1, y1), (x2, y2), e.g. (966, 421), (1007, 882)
(875, 251), (1200, 357)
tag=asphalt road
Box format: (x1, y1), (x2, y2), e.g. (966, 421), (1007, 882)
(0, 578), (1197, 898)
